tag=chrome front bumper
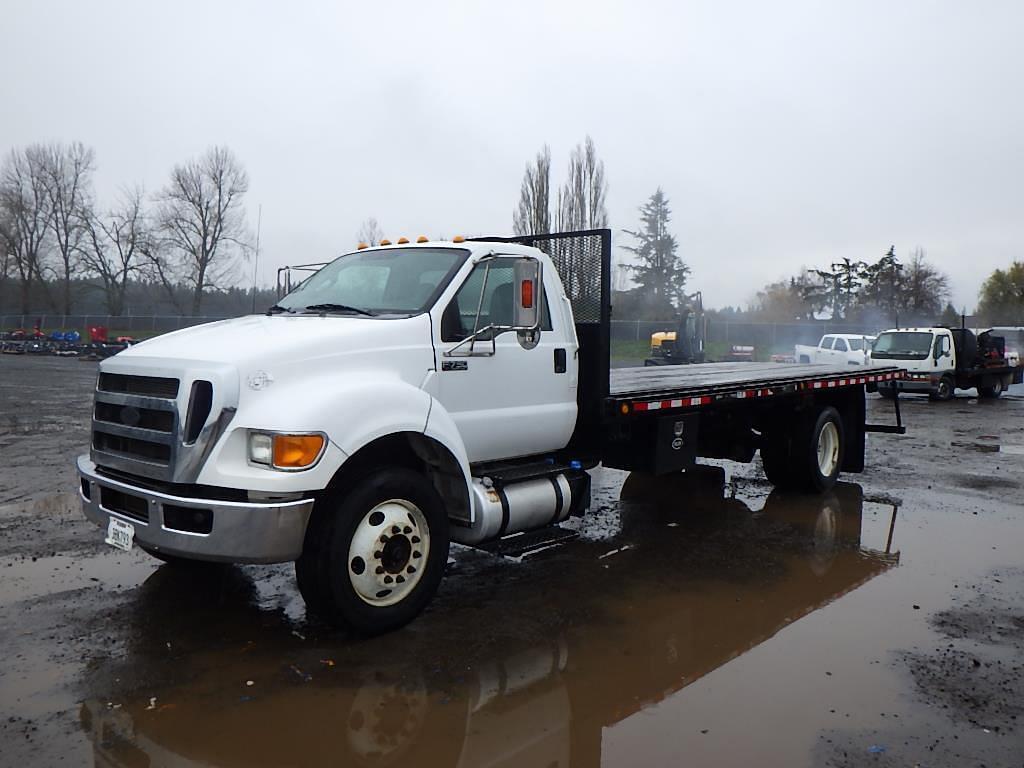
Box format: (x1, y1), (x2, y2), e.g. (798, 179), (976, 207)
(77, 455), (315, 563)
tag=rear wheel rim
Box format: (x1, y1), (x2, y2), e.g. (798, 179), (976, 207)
(348, 499), (430, 607)
(817, 421), (840, 477)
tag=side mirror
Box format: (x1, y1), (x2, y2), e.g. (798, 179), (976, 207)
(512, 258), (541, 330)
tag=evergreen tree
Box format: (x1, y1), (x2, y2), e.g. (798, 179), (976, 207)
(622, 189), (689, 315)
(938, 302), (960, 327)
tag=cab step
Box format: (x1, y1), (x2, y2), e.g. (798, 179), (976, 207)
(475, 525), (579, 559)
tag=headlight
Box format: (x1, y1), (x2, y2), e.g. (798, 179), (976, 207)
(248, 431), (326, 471)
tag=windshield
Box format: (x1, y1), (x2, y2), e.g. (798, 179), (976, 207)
(871, 331), (933, 359)
(275, 247), (468, 316)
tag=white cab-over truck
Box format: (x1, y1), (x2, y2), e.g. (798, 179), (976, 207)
(871, 326), (1022, 401)
(795, 334), (875, 366)
(78, 230), (906, 633)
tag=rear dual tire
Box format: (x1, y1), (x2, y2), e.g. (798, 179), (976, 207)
(978, 378), (1004, 399)
(760, 406), (844, 493)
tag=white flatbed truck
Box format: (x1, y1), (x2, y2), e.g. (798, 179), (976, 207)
(77, 229), (906, 633)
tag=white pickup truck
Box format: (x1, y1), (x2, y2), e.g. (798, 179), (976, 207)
(795, 334), (875, 366)
(77, 230), (905, 633)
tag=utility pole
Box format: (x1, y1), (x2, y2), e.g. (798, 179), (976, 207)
(250, 204), (262, 314)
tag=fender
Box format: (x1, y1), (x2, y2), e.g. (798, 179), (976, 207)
(423, 396), (475, 524)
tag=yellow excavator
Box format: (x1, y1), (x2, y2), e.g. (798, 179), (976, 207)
(643, 292), (707, 366)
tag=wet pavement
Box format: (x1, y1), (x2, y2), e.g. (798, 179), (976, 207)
(1, 355), (1023, 767)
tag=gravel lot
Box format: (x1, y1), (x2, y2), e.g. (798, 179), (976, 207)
(1, 355), (1022, 767)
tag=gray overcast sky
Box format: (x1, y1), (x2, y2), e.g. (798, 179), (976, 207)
(3, 0), (1021, 311)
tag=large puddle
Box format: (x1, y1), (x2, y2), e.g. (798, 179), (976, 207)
(3, 461), (1022, 766)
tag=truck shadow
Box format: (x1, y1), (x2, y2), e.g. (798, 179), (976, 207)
(79, 471), (900, 768)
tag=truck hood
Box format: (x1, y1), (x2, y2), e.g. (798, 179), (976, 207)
(114, 314), (433, 370)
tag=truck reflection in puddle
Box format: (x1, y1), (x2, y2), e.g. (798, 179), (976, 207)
(80, 469), (900, 768)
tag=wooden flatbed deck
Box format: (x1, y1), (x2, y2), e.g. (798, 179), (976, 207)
(609, 362), (903, 401)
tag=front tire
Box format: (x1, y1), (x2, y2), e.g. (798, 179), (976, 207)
(930, 375), (954, 401)
(296, 468), (449, 634)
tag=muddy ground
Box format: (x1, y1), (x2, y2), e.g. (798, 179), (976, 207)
(1, 354), (1022, 767)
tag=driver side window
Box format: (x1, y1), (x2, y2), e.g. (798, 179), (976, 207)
(441, 261), (552, 342)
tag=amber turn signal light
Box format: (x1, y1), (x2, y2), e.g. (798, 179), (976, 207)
(272, 434), (325, 468)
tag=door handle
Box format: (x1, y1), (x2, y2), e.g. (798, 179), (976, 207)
(554, 348), (567, 373)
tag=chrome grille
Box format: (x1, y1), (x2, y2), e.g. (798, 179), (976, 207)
(91, 370), (233, 484)
(92, 373), (182, 481)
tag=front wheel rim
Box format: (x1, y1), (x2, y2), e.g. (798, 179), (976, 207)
(817, 421), (840, 477)
(348, 499), (430, 607)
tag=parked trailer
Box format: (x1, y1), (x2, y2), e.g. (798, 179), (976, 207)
(76, 229), (906, 633)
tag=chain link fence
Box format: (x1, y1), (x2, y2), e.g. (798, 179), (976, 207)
(0, 314), (231, 338)
(3, 312), (884, 354)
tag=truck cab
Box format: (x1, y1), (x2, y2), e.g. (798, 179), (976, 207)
(79, 237), (590, 633)
(871, 326), (1021, 400)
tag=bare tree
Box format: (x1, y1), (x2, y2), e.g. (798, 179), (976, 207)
(356, 217), (384, 246)
(556, 136), (608, 231)
(0, 146), (53, 314)
(156, 146), (250, 316)
(512, 146), (552, 236)
(81, 186), (151, 316)
(901, 247), (950, 321)
(41, 142), (95, 315)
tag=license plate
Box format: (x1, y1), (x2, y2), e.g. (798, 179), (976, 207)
(105, 517), (135, 552)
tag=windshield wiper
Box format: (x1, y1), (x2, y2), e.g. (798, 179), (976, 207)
(266, 304), (295, 315)
(301, 303), (376, 317)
